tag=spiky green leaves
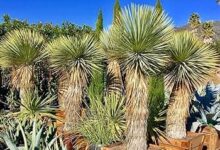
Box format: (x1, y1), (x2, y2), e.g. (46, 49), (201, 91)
(0, 29), (45, 67)
(46, 35), (102, 77)
(165, 31), (219, 92)
(106, 4), (173, 75)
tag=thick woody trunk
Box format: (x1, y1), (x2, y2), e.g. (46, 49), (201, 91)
(12, 66), (34, 111)
(64, 71), (87, 131)
(58, 72), (69, 110)
(106, 60), (124, 95)
(125, 71), (148, 150)
(166, 85), (190, 139)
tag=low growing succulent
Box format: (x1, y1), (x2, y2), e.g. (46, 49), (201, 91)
(0, 118), (66, 150)
(189, 82), (220, 132)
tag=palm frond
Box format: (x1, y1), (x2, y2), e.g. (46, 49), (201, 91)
(165, 31), (219, 93)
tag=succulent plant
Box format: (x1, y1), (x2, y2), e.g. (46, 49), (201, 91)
(189, 82), (220, 132)
(0, 118), (66, 150)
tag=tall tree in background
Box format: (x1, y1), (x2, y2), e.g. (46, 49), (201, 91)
(188, 13), (201, 34)
(95, 10), (103, 39)
(90, 9), (105, 98)
(113, 0), (121, 23)
(155, 0), (163, 13)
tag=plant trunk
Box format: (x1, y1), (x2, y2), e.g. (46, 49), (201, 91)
(58, 72), (69, 110)
(125, 71), (148, 150)
(166, 85), (190, 139)
(106, 60), (124, 95)
(64, 71), (87, 131)
(12, 66), (34, 111)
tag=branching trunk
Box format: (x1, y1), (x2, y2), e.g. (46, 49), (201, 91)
(125, 71), (148, 150)
(106, 60), (124, 95)
(166, 85), (190, 139)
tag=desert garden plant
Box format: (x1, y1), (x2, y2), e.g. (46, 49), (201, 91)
(202, 21), (215, 44)
(46, 35), (102, 131)
(188, 13), (201, 33)
(76, 93), (125, 149)
(165, 31), (219, 139)
(0, 119), (66, 150)
(100, 31), (124, 95)
(102, 4), (173, 150)
(190, 82), (220, 132)
(15, 89), (58, 120)
(147, 76), (167, 144)
(0, 29), (45, 109)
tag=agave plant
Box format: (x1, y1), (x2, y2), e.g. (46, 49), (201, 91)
(0, 29), (45, 109)
(190, 82), (220, 132)
(165, 31), (219, 139)
(0, 119), (66, 150)
(102, 4), (173, 150)
(76, 93), (125, 148)
(46, 35), (102, 131)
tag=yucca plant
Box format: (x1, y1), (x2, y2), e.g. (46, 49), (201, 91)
(46, 35), (102, 131)
(0, 29), (45, 109)
(100, 30), (124, 95)
(76, 93), (125, 148)
(16, 90), (57, 120)
(202, 21), (215, 44)
(165, 31), (219, 139)
(188, 13), (201, 32)
(103, 4), (173, 150)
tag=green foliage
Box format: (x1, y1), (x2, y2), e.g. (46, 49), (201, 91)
(46, 35), (102, 76)
(88, 69), (105, 98)
(0, 15), (94, 40)
(147, 76), (167, 143)
(155, 0), (163, 14)
(113, 0), (121, 23)
(165, 31), (219, 92)
(15, 89), (57, 120)
(105, 4), (173, 76)
(0, 29), (45, 67)
(95, 10), (104, 38)
(190, 83), (220, 132)
(0, 119), (66, 150)
(77, 94), (125, 147)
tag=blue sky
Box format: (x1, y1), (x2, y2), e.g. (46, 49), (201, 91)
(0, 0), (219, 28)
